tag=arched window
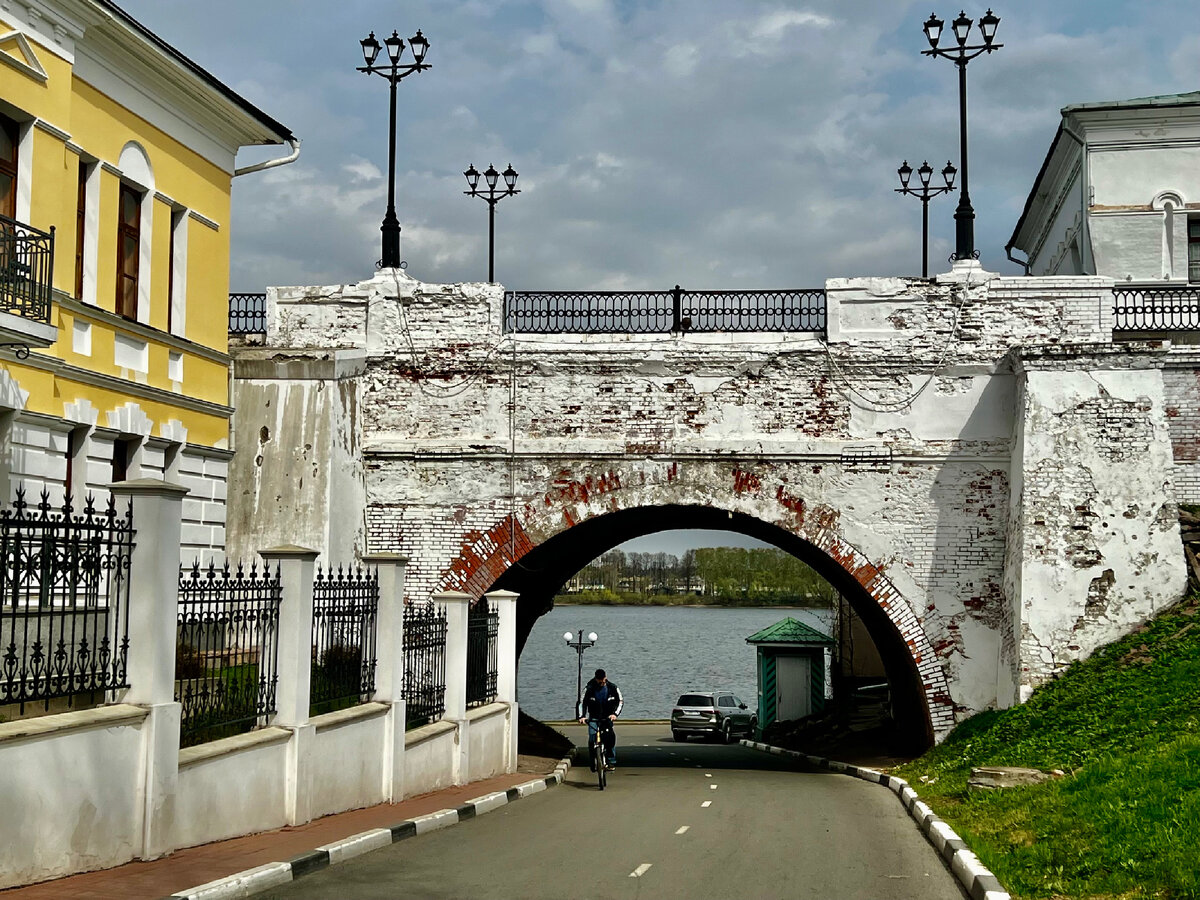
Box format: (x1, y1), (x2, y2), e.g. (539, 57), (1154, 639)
(115, 142), (154, 322)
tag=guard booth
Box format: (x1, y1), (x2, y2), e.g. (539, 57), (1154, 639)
(746, 617), (834, 738)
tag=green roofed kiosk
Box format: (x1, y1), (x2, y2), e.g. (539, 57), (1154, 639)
(746, 617), (835, 739)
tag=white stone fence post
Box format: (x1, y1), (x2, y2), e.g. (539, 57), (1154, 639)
(485, 589), (520, 769)
(432, 591), (471, 782)
(260, 545), (319, 825)
(364, 553), (407, 801)
(109, 478), (189, 859)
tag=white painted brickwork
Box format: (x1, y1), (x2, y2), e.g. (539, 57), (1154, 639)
(232, 265), (1189, 740)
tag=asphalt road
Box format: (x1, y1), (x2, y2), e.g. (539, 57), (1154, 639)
(266, 724), (966, 900)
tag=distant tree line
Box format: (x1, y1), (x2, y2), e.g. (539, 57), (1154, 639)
(560, 547), (838, 607)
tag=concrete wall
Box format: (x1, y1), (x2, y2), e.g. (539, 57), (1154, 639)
(466, 704), (510, 783)
(403, 720), (460, 796)
(0, 706), (149, 889)
(309, 705), (390, 821)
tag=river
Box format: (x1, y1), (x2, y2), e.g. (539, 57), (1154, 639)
(516, 604), (834, 720)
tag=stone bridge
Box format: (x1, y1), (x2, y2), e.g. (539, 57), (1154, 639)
(228, 262), (1189, 747)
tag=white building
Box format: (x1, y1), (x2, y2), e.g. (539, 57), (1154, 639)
(1006, 91), (1200, 284)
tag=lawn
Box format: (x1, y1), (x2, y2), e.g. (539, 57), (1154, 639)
(896, 593), (1200, 899)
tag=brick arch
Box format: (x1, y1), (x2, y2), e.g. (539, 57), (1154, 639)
(433, 464), (955, 742)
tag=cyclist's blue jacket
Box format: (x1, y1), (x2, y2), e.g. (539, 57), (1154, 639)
(577, 678), (623, 720)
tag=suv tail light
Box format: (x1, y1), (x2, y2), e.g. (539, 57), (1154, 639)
(672, 708), (682, 716)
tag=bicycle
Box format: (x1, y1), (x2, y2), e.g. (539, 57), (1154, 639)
(587, 717), (614, 790)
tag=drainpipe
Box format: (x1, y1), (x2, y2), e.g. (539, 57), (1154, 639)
(1059, 120), (1091, 274)
(1005, 241), (1031, 275)
(233, 138), (301, 178)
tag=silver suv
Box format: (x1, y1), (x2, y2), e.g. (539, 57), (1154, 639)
(671, 691), (757, 742)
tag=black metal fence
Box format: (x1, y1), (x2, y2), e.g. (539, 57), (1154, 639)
(229, 292), (267, 336)
(466, 598), (498, 708)
(503, 286), (827, 334)
(0, 213), (54, 324)
(0, 490), (134, 712)
(403, 601), (447, 728)
(310, 565), (379, 716)
(1113, 285), (1200, 332)
(177, 560), (282, 747)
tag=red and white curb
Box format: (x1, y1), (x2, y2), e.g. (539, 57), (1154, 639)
(741, 740), (1010, 900)
(160, 756), (573, 900)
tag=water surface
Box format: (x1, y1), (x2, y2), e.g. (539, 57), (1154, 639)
(517, 604), (833, 720)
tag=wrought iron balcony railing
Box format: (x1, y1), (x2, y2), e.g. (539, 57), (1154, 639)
(504, 286), (827, 334)
(0, 213), (54, 325)
(1113, 284), (1200, 332)
(229, 292), (267, 335)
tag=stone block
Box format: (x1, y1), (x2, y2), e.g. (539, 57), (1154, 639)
(967, 766), (1049, 790)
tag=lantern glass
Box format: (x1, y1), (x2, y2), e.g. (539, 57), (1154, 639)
(952, 11), (972, 45)
(484, 164), (499, 190)
(464, 164), (480, 191)
(898, 160), (913, 188)
(588, 632), (598, 643)
(923, 13), (943, 47)
(502, 164), (518, 191)
(385, 30), (404, 64)
(409, 30), (430, 64)
(918, 160), (933, 188)
(360, 32), (381, 66)
(979, 8), (999, 44)
(942, 161), (957, 189)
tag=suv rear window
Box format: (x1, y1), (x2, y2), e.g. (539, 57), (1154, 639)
(677, 694), (713, 706)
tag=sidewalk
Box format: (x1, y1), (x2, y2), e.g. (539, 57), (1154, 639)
(1, 760), (560, 900)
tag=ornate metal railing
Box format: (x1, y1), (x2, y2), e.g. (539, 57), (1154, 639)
(229, 292), (267, 336)
(403, 601), (447, 728)
(465, 598), (498, 708)
(310, 564), (379, 716)
(1113, 285), (1200, 331)
(0, 214), (54, 324)
(0, 490), (134, 712)
(503, 286), (826, 334)
(177, 560), (282, 747)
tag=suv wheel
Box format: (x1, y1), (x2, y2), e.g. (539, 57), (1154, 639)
(722, 720), (733, 744)
(672, 730), (684, 742)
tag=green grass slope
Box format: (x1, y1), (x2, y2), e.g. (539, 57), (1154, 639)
(897, 594), (1200, 899)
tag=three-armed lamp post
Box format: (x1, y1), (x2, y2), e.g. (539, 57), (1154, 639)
(463, 164), (519, 283)
(564, 629), (597, 717)
(895, 159), (957, 278)
(921, 9), (1001, 262)
(357, 27), (431, 270)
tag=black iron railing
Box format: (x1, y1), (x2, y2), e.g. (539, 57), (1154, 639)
(0, 490), (134, 711)
(503, 286), (826, 334)
(310, 564), (379, 716)
(229, 292), (267, 336)
(1113, 285), (1200, 331)
(0, 214), (54, 324)
(403, 601), (447, 728)
(177, 560), (282, 747)
(465, 598), (498, 708)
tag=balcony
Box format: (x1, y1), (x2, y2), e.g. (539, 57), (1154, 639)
(1113, 284), (1200, 333)
(228, 292), (266, 337)
(0, 213), (56, 353)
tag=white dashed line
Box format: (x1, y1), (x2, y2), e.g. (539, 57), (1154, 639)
(701, 800), (712, 808)
(630, 863), (652, 878)
(705, 773), (712, 778)
(710, 784), (718, 790)
(675, 826), (690, 835)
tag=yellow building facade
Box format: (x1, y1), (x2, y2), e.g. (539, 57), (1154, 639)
(0, 0), (294, 561)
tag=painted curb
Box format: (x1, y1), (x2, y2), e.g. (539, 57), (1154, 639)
(159, 755), (573, 900)
(740, 740), (1011, 900)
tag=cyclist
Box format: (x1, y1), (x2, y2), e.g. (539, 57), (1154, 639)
(577, 668), (622, 770)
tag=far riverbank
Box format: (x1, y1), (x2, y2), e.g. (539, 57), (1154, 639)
(554, 590), (833, 609)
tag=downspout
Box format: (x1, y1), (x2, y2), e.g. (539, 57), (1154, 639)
(1005, 241), (1031, 275)
(1059, 120), (1091, 274)
(233, 138), (301, 178)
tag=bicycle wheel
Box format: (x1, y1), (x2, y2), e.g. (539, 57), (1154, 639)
(595, 736), (606, 790)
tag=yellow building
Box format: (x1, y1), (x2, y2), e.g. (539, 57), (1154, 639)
(0, 0), (295, 561)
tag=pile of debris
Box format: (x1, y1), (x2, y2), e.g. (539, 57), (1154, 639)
(1182, 507), (1200, 591)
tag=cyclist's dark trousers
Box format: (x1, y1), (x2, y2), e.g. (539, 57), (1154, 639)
(587, 719), (616, 765)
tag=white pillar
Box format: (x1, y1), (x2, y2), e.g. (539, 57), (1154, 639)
(364, 553), (407, 802)
(485, 589), (519, 772)
(110, 478), (188, 860)
(433, 590), (471, 783)
(260, 545), (319, 825)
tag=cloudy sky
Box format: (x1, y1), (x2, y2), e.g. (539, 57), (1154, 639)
(118, 0), (1197, 294)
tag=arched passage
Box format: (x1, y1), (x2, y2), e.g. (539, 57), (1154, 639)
(440, 503), (950, 751)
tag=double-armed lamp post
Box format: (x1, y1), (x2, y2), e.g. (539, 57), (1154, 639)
(921, 9), (1002, 262)
(357, 28), (430, 270)
(564, 629), (597, 716)
(463, 164), (520, 283)
(895, 159), (957, 278)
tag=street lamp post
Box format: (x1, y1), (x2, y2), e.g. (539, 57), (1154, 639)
(895, 159), (957, 278)
(564, 629), (597, 718)
(463, 164), (519, 283)
(357, 28), (431, 270)
(921, 9), (1001, 262)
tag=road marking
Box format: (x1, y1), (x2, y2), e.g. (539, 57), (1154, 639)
(701, 800), (712, 808)
(630, 863), (652, 878)
(705, 773), (712, 778)
(710, 784), (718, 790)
(675, 826), (689, 835)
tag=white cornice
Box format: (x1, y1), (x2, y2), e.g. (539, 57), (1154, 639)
(188, 209), (220, 232)
(33, 116), (69, 141)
